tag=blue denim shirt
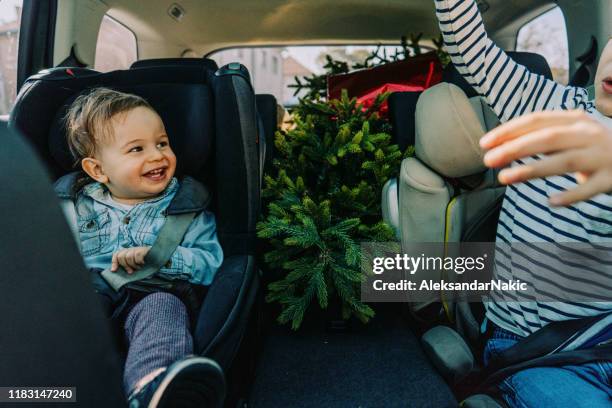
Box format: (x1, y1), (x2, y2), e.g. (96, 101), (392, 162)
(54, 173), (223, 286)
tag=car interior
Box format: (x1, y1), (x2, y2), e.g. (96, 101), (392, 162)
(1, 0), (609, 407)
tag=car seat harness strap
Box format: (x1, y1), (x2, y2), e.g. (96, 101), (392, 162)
(60, 198), (80, 249)
(100, 211), (197, 291)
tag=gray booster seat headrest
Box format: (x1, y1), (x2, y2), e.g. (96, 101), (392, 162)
(414, 82), (488, 178)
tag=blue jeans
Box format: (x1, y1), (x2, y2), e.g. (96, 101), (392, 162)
(484, 327), (612, 408)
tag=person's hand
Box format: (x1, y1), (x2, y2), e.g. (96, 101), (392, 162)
(479, 110), (612, 206)
(111, 246), (151, 273)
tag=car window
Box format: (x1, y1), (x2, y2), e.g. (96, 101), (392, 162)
(94, 15), (137, 72)
(0, 0), (24, 116)
(209, 45), (417, 106)
(516, 6), (569, 85)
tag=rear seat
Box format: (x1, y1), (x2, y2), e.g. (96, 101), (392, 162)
(413, 102), (505, 405)
(0, 123), (128, 407)
(442, 51), (553, 98)
(384, 52), (554, 339)
(388, 91), (421, 151)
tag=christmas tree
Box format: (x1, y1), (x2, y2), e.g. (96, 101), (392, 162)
(258, 37), (446, 329)
(258, 89), (409, 329)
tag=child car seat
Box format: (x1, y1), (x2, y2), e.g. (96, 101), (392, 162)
(395, 81), (504, 327)
(9, 62), (260, 375)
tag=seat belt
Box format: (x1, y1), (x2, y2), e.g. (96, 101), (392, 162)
(490, 313), (609, 370)
(60, 198), (81, 250)
(479, 343), (612, 393)
(479, 312), (612, 392)
(61, 198), (197, 292)
(100, 211), (196, 291)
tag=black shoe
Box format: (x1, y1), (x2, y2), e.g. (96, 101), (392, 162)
(127, 356), (225, 408)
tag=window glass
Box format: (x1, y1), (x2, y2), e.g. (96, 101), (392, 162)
(0, 0), (23, 116)
(94, 15), (137, 72)
(209, 44), (417, 106)
(516, 6), (569, 84)
(272, 56), (279, 75)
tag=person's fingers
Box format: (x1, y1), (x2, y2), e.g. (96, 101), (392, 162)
(497, 149), (595, 185)
(110, 247), (153, 273)
(575, 171), (591, 184)
(479, 110), (588, 149)
(124, 248), (139, 271)
(116, 250), (133, 274)
(549, 171), (612, 206)
(134, 248), (146, 265)
(111, 251), (119, 272)
(483, 123), (590, 168)
(128, 249), (143, 270)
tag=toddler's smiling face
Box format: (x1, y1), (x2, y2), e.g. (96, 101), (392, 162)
(84, 106), (177, 205)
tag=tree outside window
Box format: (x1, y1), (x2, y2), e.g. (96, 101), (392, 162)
(517, 7), (569, 84)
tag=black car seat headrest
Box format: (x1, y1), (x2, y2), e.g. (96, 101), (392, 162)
(255, 94), (278, 172)
(442, 51), (553, 98)
(12, 66), (214, 180)
(388, 91), (422, 152)
(130, 58), (218, 71)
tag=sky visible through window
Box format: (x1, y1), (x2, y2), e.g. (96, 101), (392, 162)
(0, 0), (20, 24)
(0, 0), (22, 115)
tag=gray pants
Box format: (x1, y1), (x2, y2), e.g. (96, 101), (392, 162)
(122, 292), (193, 395)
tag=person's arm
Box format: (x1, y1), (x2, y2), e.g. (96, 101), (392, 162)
(161, 210), (224, 285)
(435, 0), (590, 122)
(480, 110), (612, 205)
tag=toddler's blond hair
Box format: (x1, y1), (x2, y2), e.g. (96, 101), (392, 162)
(65, 88), (152, 163)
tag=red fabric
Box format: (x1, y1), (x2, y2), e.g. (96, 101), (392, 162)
(355, 83), (423, 115)
(327, 52), (443, 115)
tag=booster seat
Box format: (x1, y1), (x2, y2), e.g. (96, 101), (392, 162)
(390, 79), (502, 320)
(395, 52), (554, 337)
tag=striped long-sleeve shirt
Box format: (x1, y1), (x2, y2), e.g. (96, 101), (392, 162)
(435, 0), (612, 338)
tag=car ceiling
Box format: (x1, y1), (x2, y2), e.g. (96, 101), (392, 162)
(104, 0), (553, 55)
